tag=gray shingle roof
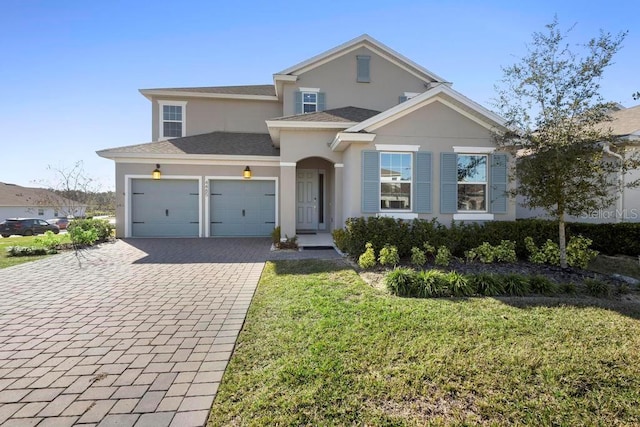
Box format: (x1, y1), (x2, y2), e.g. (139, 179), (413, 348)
(0, 182), (80, 208)
(142, 85), (276, 97)
(97, 132), (279, 157)
(271, 106), (381, 123)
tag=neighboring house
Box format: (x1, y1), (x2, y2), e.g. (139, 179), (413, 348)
(0, 182), (86, 220)
(97, 34), (514, 239)
(517, 104), (640, 223)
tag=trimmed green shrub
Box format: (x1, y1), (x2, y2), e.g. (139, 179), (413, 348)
(34, 231), (63, 252)
(385, 267), (418, 297)
(331, 228), (348, 252)
(566, 235), (599, 269)
(469, 273), (504, 296)
(410, 247), (426, 267)
(68, 219), (113, 245)
(378, 245), (400, 267)
(446, 271), (474, 297)
(529, 275), (558, 296)
(585, 278), (610, 297)
(466, 240), (517, 264)
(358, 242), (376, 269)
(503, 274), (530, 296)
(434, 246), (452, 267)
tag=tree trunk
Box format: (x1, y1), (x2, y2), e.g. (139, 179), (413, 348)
(558, 219), (568, 269)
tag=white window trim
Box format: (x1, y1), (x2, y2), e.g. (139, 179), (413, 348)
(158, 100), (187, 140)
(301, 91), (318, 113)
(380, 151), (413, 212)
(298, 87), (320, 92)
(377, 212), (419, 220)
(457, 153), (489, 214)
(375, 144), (420, 152)
(453, 146), (495, 153)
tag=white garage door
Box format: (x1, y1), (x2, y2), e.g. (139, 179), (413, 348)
(210, 180), (276, 237)
(131, 179), (199, 237)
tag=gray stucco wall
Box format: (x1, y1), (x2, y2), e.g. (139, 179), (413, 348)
(282, 46), (429, 116)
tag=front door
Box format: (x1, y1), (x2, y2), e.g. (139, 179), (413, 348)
(296, 169), (318, 231)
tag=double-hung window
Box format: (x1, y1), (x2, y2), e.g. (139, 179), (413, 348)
(302, 92), (318, 113)
(158, 101), (187, 139)
(380, 152), (412, 210)
(457, 154), (488, 211)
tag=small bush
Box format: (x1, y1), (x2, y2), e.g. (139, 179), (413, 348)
(385, 267), (418, 297)
(410, 247), (426, 267)
(503, 274), (530, 296)
(446, 271), (474, 297)
(566, 235), (599, 269)
(585, 278), (610, 297)
(378, 245), (400, 267)
(68, 219), (113, 245)
(561, 282), (577, 295)
(434, 246), (452, 267)
(416, 269), (449, 297)
(33, 231), (62, 252)
(332, 228), (348, 252)
(529, 275), (558, 296)
(271, 226), (281, 245)
(358, 242), (377, 269)
(6, 246), (49, 257)
(469, 273), (504, 296)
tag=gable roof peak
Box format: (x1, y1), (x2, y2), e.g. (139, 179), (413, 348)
(275, 34), (447, 84)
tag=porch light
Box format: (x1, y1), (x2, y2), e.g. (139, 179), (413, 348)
(152, 164), (161, 180)
(243, 166), (252, 179)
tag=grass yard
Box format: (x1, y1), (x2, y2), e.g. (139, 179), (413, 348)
(0, 234), (70, 268)
(209, 259), (640, 426)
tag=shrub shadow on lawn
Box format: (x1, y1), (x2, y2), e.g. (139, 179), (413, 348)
(271, 259), (353, 276)
(495, 294), (640, 321)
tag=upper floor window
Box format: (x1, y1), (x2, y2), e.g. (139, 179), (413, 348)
(357, 55), (371, 83)
(303, 92), (317, 113)
(294, 88), (325, 114)
(457, 154), (488, 211)
(380, 152), (412, 210)
(158, 100), (187, 139)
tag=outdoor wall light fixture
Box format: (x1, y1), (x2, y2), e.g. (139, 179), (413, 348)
(243, 166), (252, 179)
(152, 164), (161, 180)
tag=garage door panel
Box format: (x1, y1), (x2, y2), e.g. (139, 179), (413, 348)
(132, 179), (199, 237)
(210, 180), (275, 237)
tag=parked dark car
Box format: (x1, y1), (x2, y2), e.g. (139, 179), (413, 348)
(0, 218), (60, 237)
(47, 218), (70, 230)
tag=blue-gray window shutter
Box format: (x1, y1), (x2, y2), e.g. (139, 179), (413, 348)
(294, 91), (302, 114)
(440, 153), (457, 213)
(357, 55), (371, 82)
(362, 151), (379, 213)
(398, 95), (408, 104)
(490, 153), (508, 213)
(317, 92), (326, 111)
(415, 152), (432, 213)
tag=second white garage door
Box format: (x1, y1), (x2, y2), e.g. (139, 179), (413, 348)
(210, 180), (276, 237)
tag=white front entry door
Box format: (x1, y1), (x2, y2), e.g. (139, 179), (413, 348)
(296, 169), (318, 230)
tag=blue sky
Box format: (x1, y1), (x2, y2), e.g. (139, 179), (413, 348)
(2, 0), (638, 191)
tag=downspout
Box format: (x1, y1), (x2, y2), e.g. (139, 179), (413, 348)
(603, 143), (624, 223)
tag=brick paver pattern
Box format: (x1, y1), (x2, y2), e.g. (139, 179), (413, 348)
(0, 238), (338, 426)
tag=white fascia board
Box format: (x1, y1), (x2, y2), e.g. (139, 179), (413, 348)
(139, 89), (278, 102)
(276, 34), (446, 83)
(330, 132), (376, 151)
(273, 74), (299, 98)
(99, 153), (280, 166)
(265, 120), (356, 130)
(346, 85), (507, 133)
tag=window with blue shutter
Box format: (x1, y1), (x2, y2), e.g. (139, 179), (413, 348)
(317, 92), (325, 112)
(294, 90), (325, 114)
(357, 55), (371, 82)
(294, 91), (302, 114)
(490, 154), (508, 213)
(362, 151), (380, 213)
(415, 152), (432, 213)
(440, 153), (458, 213)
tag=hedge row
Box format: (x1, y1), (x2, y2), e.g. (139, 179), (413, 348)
(333, 217), (640, 258)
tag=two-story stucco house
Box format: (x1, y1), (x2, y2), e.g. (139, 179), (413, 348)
(98, 34), (513, 239)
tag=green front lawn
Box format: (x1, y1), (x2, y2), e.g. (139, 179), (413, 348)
(209, 260), (640, 426)
(0, 234), (70, 268)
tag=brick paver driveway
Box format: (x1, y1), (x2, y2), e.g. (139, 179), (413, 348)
(0, 238), (283, 427)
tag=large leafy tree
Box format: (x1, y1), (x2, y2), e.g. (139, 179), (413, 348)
(495, 18), (639, 268)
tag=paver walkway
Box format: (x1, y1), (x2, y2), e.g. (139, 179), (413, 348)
(0, 238), (339, 426)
